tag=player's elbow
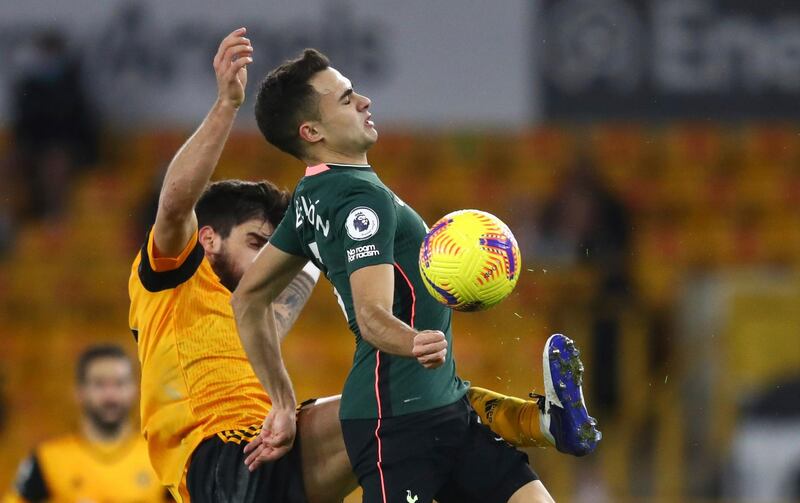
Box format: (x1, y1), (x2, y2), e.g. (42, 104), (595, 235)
(355, 302), (381, 342)
(232, 280), (275, 320)
(230, 288), (255, 322)
(156, 196), (191, 226)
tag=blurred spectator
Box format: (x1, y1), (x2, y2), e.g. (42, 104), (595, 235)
(0, 143), (16, 258)
(0, 369), (7, 435)
(132, 164), (167, 249)
(0, 195), (12, 259)
(3, 344), (167, 503)
(536, 158), (632, 416)
(536, 158), (630, 285)
(8, 29), (98, 224)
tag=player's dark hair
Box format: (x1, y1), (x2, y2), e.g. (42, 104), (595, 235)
(196, 179), (290, 238)
(254, 48), (330, 160)
(76, 344), (131, 384)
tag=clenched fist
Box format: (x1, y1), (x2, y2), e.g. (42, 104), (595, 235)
(412, 330), (448, 369)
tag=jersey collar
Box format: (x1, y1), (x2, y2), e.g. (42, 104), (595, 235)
(305, 163), (373, 176)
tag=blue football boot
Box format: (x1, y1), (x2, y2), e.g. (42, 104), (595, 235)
(534, 333), (602, 456)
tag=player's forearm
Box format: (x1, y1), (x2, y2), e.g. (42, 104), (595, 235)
(234, 297), (297, 410)
(272, 265), (320, 340)
(356, 303), (416, 356)
(157, 100), (238, 222)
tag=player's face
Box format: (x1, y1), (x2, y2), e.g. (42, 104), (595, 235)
(78, 357), (135, 435)
(310, 67), (377, 155)
(211, 218), (273, 291)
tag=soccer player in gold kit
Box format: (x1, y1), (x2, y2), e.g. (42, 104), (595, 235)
(4, 345), (167, 503)
(129, 28), (598, 503)
(128, 28), (355, 503)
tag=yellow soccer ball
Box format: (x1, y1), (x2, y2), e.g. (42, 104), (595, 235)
(419, 209), (522, 311)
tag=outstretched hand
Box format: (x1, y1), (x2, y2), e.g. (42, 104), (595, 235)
(243, 407), (297, 471)
(213, 27), (253, 109)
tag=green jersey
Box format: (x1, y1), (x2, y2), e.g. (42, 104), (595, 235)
(270, 163), (468, 419)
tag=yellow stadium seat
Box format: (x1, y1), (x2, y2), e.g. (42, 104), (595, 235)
(741, 123), (800, 171)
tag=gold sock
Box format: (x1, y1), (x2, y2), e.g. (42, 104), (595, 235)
(467, 386), (551, 448)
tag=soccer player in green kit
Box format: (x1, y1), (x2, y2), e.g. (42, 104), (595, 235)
(233, 49), (601, 503)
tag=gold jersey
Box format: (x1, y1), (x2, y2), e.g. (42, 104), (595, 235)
(128, 229), (270, 499)
(4, 432), (166, 503)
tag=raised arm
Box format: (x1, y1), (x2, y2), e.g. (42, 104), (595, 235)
(231, 243), (308, 467)
(152, 28), (253, 256)
(350, 264), (448, 369)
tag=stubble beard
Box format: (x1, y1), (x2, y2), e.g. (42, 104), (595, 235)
(85, 404), (128, 439)
(211, 248), (241, 292)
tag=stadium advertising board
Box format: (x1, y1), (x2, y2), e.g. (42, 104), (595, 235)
(0, 0), (531, 128)
(539, 0), (800, 119)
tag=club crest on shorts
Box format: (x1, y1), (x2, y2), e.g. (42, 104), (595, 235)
(346, 207), (380, 241)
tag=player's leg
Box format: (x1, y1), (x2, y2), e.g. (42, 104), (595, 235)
(507, 481), (555, 503)
(340, 401), (469, 503)
(466, 387), (549, 447)
(185, 397), (353, 503)
(438, 480), (555, 503)
(295, 396), (358, 503)
(467, 333), (602, 456)
(434, 398), (542, 503)
(186, 431), (306, 503)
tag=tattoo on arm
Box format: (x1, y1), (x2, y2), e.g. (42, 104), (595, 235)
(272, 271), (316, 339)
